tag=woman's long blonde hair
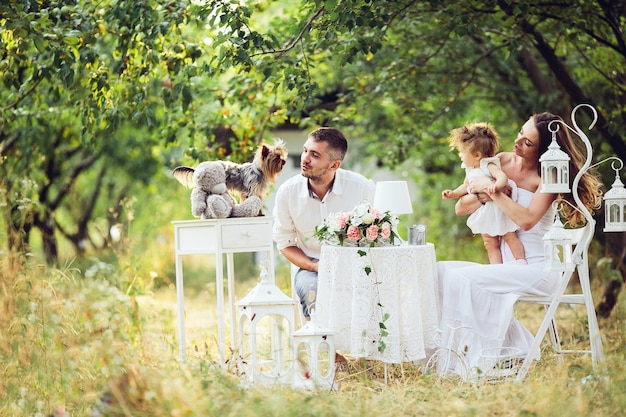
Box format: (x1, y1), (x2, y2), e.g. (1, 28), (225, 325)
(533, 112), (603, 226)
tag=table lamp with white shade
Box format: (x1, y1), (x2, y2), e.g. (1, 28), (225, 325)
(372, 181), (414, 216)
(372, 181), (413, 242)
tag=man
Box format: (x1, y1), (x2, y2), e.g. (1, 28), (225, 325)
(272, 127), (375, 319)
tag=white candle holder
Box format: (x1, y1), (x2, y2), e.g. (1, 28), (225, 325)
(291, 305), (338, 390)
(538, 104), (625, 270)
(236, 264), (296, 386)
(601, 158), (626, 232)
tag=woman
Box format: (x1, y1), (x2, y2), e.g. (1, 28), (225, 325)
(435, 112), (603, 379)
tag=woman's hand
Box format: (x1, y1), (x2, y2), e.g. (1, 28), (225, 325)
(467, 176), (494, 193)
(468, 177), (512, 201)
(475, 192), (490, 204)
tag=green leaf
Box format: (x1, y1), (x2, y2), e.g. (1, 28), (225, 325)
(182, 84), (192, 112)
(63, 36), (79, 46)
(33, 35), (47, 52)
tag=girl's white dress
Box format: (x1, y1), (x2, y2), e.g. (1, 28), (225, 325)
(435, 188), (558, 377)
(465, 157), (519, 236)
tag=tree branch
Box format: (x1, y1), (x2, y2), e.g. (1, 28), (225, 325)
(49, 151), (100, 211)
(250, 7), (326, 58)
(0, 132), (19, 157)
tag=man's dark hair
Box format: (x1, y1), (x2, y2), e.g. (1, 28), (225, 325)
(309, 127), (348, 161)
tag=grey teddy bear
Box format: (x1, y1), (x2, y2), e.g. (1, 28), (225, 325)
(175, 161), (261, 219)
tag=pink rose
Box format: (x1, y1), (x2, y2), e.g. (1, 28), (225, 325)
(381, 222), (391, 238)
(370, 208), (381, 219)
(366, 225), (379, 241)
(337, 213), (350, 228)
(347, 225), (361, 241)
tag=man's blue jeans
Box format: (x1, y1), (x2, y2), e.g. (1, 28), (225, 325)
(294, 268), (318, 318)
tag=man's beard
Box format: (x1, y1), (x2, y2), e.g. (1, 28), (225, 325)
(301, 166), (322, 182)
(302, 170), (315, 180)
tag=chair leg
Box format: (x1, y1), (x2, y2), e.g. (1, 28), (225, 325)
(515, 299), (562, 382)
(517, 225), (604, 382)
(578, 261), (605, 366)
(546, 315), (564, 364)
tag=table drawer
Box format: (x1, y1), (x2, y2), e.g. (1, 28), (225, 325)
(176, 225), (217, 253)
(221, 223), (271, 249)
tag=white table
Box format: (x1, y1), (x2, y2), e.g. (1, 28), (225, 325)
(172, 217), (275, 362)
(316, 243), (439, 364)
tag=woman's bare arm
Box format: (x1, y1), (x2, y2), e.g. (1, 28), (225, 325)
(490, 189), (555, 230)
(486, 163), (509, 192)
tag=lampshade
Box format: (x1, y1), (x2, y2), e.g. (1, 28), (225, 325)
(372, 181), (413, 215)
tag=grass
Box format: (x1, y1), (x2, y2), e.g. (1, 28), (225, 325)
(2, 251), (626, 417)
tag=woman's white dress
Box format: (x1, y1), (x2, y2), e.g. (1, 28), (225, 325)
(465, 157), (520, 236)
(436, 188), (558, 377)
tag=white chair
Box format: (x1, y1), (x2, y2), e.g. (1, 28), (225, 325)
(515, 224), (605, 382)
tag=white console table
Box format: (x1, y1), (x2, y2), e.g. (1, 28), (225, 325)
(172, 217), (275, 363)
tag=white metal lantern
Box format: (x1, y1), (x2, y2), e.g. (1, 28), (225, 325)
(539, 129), (571, 193)
(603, 164), (626, 232)
(236, 265), (296, 386)
(291, 306), (337, 390)
(543, 216), (573, 272)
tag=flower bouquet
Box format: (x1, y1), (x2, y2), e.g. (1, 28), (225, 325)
(313, 201), (400, 247)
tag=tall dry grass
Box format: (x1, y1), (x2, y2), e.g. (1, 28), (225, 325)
(2, 254), (626, 417)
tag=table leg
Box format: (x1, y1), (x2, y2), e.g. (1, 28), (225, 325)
(215, 253), (226, 364)
(175, 254), (186, 361)
(267, 252), (275, 283)
(227, 253), (236, 352)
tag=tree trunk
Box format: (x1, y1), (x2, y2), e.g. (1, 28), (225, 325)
(596, 231), (626, 318)
(36, 212), (59, 265)
(4, 205), (33, 270)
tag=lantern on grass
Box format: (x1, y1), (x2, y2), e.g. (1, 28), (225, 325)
(543, 215), (573, 272)
(236, 264), (296, 386)
(291, 306), (337, 390)
(603, 160), (626, 232)
(539, 125), (571, 194)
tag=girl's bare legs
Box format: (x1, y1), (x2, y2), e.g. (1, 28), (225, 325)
(502, 231), (527, 263)
(481, 234), (503, 264)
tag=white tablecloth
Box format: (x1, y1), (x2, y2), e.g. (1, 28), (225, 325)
(316, 243), (439, 363)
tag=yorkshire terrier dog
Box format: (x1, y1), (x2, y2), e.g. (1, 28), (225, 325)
(174, 138), (288, 214)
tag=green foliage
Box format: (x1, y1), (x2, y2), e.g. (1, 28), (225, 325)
(0, 0), (199, 263)
(3, 0), (626, 267)
(200, 0), (626, 166)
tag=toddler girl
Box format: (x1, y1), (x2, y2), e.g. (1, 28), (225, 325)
(442, 122), (526, 264)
